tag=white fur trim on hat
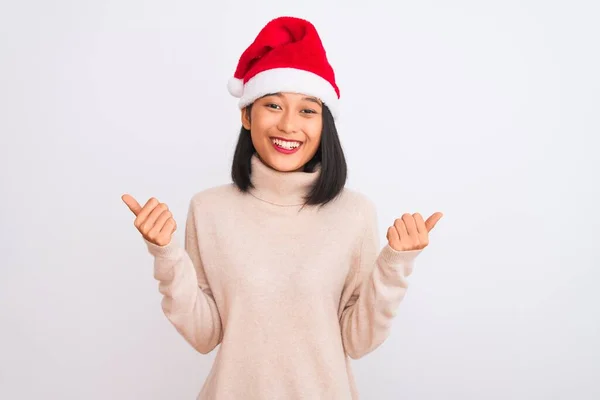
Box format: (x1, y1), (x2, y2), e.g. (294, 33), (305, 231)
(236, 67), (340, 119)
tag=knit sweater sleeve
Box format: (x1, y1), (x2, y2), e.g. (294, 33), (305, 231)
(339, 199), (422, 359)
(144, 198), (223, 354)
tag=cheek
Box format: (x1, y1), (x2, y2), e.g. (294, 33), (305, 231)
(249, 119), (271, 141)
(250, 130), (271, 154)
(304, 121), (323, 146)
(251, 112), (277, 136)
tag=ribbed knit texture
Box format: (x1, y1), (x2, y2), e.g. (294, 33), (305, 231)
(145, 154), (422, 399)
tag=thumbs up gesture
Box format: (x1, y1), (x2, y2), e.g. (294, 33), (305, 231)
(386, 212), (443, 251)
(122, 194), (177, 246)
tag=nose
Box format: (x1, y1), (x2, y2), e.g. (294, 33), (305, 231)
(276, 109), (299, 135)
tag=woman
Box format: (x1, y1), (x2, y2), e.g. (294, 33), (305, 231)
(122, 16), (442, 400)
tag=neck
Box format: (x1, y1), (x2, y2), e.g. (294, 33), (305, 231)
(248, 153), (320, 206)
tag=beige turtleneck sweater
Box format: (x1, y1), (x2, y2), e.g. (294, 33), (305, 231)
(144, 153), (422, 399)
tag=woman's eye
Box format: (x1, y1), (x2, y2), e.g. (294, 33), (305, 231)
(266, 103), (281, 109)
(301, 109), (316, 114)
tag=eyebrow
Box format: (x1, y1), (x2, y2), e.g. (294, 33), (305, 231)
(266, 93), (323, 106)
(303, 97), (322, 105)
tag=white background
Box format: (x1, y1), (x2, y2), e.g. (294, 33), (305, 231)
(1, 0), (599, 399)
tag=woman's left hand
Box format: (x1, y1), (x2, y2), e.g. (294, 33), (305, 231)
(386, 212), (443, 251)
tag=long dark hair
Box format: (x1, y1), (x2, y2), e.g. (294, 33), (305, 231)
(231, 102), (347, 206)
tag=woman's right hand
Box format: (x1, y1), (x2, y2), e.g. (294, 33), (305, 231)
(122, 194), (177, 246)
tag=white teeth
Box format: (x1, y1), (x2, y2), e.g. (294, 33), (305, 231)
(272, 138), (301, 150)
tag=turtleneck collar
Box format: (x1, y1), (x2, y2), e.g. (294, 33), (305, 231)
(248, 153), (321, 206)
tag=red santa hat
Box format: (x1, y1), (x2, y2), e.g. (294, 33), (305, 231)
(227, 16), (341, 119)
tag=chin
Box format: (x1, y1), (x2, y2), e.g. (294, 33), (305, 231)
(265, 152), (306, 172)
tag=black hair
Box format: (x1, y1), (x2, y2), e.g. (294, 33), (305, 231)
(231, 102), (347, 206)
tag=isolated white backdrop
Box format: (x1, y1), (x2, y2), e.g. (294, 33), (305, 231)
(1, 1), (599, 399)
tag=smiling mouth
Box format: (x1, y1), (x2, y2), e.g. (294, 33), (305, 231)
(271, 137), (302, 150)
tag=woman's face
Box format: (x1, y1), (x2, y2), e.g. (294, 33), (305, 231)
(242, 92), (323, 172)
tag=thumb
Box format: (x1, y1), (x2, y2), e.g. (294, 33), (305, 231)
(122, 194), (142, 216)
(425, 212), (443, 232)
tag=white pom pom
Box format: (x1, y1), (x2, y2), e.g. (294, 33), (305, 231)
(227, 77), (244, 97)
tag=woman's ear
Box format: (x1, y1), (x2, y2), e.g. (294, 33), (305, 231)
(241, 107), (251, 130)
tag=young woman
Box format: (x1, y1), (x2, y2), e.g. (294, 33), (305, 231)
(122, 16), (442, 400)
